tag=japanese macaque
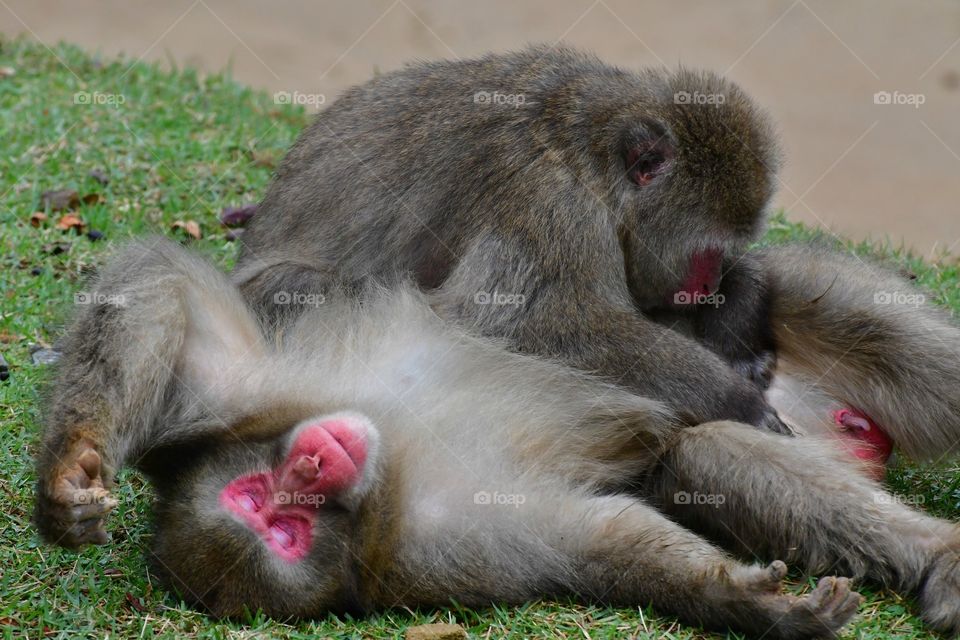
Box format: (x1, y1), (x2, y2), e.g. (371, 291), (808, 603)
(34, 238), (960, 637)
(232, 45), (790, 433)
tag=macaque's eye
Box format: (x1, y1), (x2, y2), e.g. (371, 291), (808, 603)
(267, 516), (312, 555)
(237, 490), (262, 513)
(626, 145), (671, 186)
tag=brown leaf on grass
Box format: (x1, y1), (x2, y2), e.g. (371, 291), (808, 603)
(41, 189), (103, 211)
(124, 592), (148, 613)
(29, 212), (48, 227)
(41, 189), (79, 211)
(0, 331), (23, 344)
(171, 220), (202, 240)
(0, 66), (14, 79)
(55, 214), (85, 233)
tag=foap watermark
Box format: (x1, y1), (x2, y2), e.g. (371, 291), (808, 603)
(74, 291), (126, 307)
(873, 290), (926, 307)
(673, 290), (726, 308)
(674, 90), (725, 107)
(273, 290), (326, 307)
(274, 490), (327, 507)
(474, 290), (526, 307)
(873, 493), (925, 507)
(473, 90), (526, 109)
(473, 490), (526, 508)
(873, 91), (925, 109)
(674, 490), (726, 508)
(274, 90), (326, 107)
(73, 91), (126, 107)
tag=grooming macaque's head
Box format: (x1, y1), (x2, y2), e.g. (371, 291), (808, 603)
(150, 413), (379, 617)
(583, 67), (781, 307)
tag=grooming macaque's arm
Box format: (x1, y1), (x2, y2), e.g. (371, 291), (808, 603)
(693, 254), (777, 389)
(35, 238), (277, 547)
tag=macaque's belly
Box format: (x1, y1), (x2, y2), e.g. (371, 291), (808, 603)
(766, 374), (894, 480)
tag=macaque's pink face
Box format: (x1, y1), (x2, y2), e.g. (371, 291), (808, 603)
(219, 414), (371, 562)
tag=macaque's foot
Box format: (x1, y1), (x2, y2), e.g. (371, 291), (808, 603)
(729, 562), (861, 639)
(920, 547), (960, 635)
(36, 438), (117, 548)
(219, 412), (374, 562)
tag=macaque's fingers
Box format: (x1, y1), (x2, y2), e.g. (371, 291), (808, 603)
(745, 572), (861, 639)
(731, 350), (777, 391)
(758, 406), (794, 436)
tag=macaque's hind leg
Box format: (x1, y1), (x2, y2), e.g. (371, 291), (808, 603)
(645, 421), (960, 634)
(561, 495), (860, 639)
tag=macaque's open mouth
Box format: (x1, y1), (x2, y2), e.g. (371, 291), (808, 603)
(671, 248), (724, 306)
(219, 414), (370, 562)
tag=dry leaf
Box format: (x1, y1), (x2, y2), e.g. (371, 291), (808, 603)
(56, 214), (85, 233)
(171, 220), (202, 240)
(0, 66), (14, 78)
(29, 212), (48, 227)
(41, 189), (79, 211)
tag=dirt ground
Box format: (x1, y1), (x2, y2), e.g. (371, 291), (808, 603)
(4, 0), (960, 257)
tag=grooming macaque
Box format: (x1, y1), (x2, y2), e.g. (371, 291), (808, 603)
(35, 239), (960, 637)
(233, 46), (790, 433)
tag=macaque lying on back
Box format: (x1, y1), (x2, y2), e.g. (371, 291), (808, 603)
(34, 239), (960, 638)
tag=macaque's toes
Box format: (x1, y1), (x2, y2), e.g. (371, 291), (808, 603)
(772, 577), (862, 639)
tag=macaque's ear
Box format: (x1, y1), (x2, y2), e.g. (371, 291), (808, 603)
(622, 122), (674, 187)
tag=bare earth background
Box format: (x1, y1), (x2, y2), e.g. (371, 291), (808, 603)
(3, 0), (959, 257)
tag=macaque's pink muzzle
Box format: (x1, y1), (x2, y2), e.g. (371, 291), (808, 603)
(671, 248), (724, 306)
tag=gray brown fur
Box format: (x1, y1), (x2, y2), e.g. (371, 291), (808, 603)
(34, 238), (960, 637)
(233, 46), (786, 431)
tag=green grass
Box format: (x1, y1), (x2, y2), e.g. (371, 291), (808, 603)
(1, 36), (958, 639)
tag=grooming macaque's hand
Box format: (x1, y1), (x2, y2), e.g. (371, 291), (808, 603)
(731, 350), (777, 391)
(220, 413), (372, 562)
(758, 405), (794, 436)
(36, 441), (117, 548)
(730, 562), (862, 638)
